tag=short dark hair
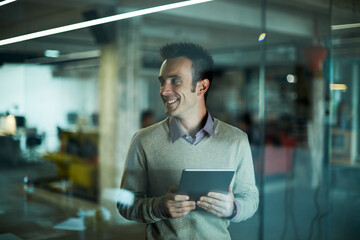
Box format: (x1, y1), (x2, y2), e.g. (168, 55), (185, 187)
(159, 42), (214, 101)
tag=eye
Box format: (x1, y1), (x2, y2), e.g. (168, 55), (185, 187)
(171, 78), (181, 85)
(158, 78), (165, 87)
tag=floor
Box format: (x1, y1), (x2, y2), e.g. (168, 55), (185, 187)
(0, 147), (359, 240)
(0, 162), (144, 240)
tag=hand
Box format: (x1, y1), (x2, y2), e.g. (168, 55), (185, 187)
(197, 187), (235, 218)
(163, 185), (196, 219)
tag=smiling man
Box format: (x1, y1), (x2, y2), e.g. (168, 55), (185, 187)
(118, 42), (259, 239)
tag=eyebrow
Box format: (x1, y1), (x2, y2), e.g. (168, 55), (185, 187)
(158, 75), (182, 81)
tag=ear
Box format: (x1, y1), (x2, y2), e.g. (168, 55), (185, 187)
(196, 79), (210, 96)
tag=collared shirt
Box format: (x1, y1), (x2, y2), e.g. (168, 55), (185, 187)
(169, 112), (215, 145)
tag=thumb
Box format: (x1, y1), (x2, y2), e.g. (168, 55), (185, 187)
(228, 187), (233, 194)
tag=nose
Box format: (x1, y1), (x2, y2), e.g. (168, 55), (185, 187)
(160, 81), (172, 96)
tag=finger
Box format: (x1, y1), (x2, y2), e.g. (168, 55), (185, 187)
(196, 200), (225, 217)
(166, 193), (188, 201)
(197, 198), (225, 212)
(170, 209), (192, 218)
(197, 196), (234, 217)
(174, 194), (190, 201)
(168, 204), (195, 218)
(166, 192), (189, 201)
(170, 205), (195, 214)
(166, 200), (195, 210)
(172, 200), (195, 208)
(207, 192), (231, 201)
(228, 187), (232, 194)
(199, 196), (224, 207)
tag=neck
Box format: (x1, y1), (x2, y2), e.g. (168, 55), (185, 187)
(176, 107), (207, 137)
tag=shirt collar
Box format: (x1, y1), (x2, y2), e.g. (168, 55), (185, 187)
(169, 112), (214, 143)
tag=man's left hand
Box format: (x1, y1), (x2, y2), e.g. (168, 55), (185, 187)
(197, 187), (234, 218)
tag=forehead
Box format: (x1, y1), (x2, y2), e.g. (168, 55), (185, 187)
(159, 57), (193, 77)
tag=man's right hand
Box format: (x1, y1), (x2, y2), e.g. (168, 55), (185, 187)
(163, 185), (196, 218)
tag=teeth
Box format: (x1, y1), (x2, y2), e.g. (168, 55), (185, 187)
(167, 99), (177, 104)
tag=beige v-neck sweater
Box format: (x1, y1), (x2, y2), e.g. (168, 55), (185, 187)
(118, 118), (258, 240)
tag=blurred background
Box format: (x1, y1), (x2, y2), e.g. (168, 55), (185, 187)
(0, 0), (359, 239)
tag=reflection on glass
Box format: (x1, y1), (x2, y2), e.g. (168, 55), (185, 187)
(0, 0), (359, 239)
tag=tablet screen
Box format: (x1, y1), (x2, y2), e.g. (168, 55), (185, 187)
(178, 169), (235, 202)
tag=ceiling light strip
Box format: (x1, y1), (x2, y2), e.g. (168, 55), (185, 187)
(0, 0), (17, 7)
(0, 0), (212, 46)
(331, 23), (360, 30)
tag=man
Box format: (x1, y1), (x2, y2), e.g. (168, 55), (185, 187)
(118, 42), (258, 239)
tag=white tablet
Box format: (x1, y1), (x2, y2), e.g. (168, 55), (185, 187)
(178, 169), (235, 202)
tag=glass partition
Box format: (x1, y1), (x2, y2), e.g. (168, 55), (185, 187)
(1, 0), (359, 239)
(328, 0), (360, 239)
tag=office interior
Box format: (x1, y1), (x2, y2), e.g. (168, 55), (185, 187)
(0, 0), (359, 239)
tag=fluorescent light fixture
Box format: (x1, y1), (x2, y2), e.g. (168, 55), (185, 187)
(44, 50), (60, 58)
(0, 0), (212, 46)
(330, 84), (347, 91)
(0, 0), (17, 7)
(332, 23), (360, 30)
(258, 33), (266, 42)
(27, 50), (100, 64)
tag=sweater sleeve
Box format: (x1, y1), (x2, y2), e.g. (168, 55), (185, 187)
(117, 133), (168, 223)
(231, 134), (259, 222)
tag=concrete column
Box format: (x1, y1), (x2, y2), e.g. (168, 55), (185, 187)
(308, 73), (325, 188)
(114, 18), (142, 187)
(98, 18), (142, 206)
(99, 43), (119, 196)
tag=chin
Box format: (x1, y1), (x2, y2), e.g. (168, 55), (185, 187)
(165, 110), (175, 117)
(164, 106), (179, 117)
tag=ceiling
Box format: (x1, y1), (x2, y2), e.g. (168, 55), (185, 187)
(0, 0), (358, 67)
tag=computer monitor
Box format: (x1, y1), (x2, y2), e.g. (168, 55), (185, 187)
(15, 116), (26, 128)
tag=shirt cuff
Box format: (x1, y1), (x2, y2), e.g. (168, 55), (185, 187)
(153, 196), (169, 219)
(159, 197), (169, 218)
(228, 199), (241, 221)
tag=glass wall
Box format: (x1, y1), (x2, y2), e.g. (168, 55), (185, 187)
(0, 0), (359, 239)
(328, 0), (360, 239)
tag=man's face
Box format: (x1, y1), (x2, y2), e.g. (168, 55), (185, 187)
(158, 57), (199, 118)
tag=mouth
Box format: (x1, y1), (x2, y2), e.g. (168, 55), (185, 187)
(166, 98), (179, 105)
(163, 97), (180, 108)
(163, 96), (180, 112)
(162, 96), (180, 115)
